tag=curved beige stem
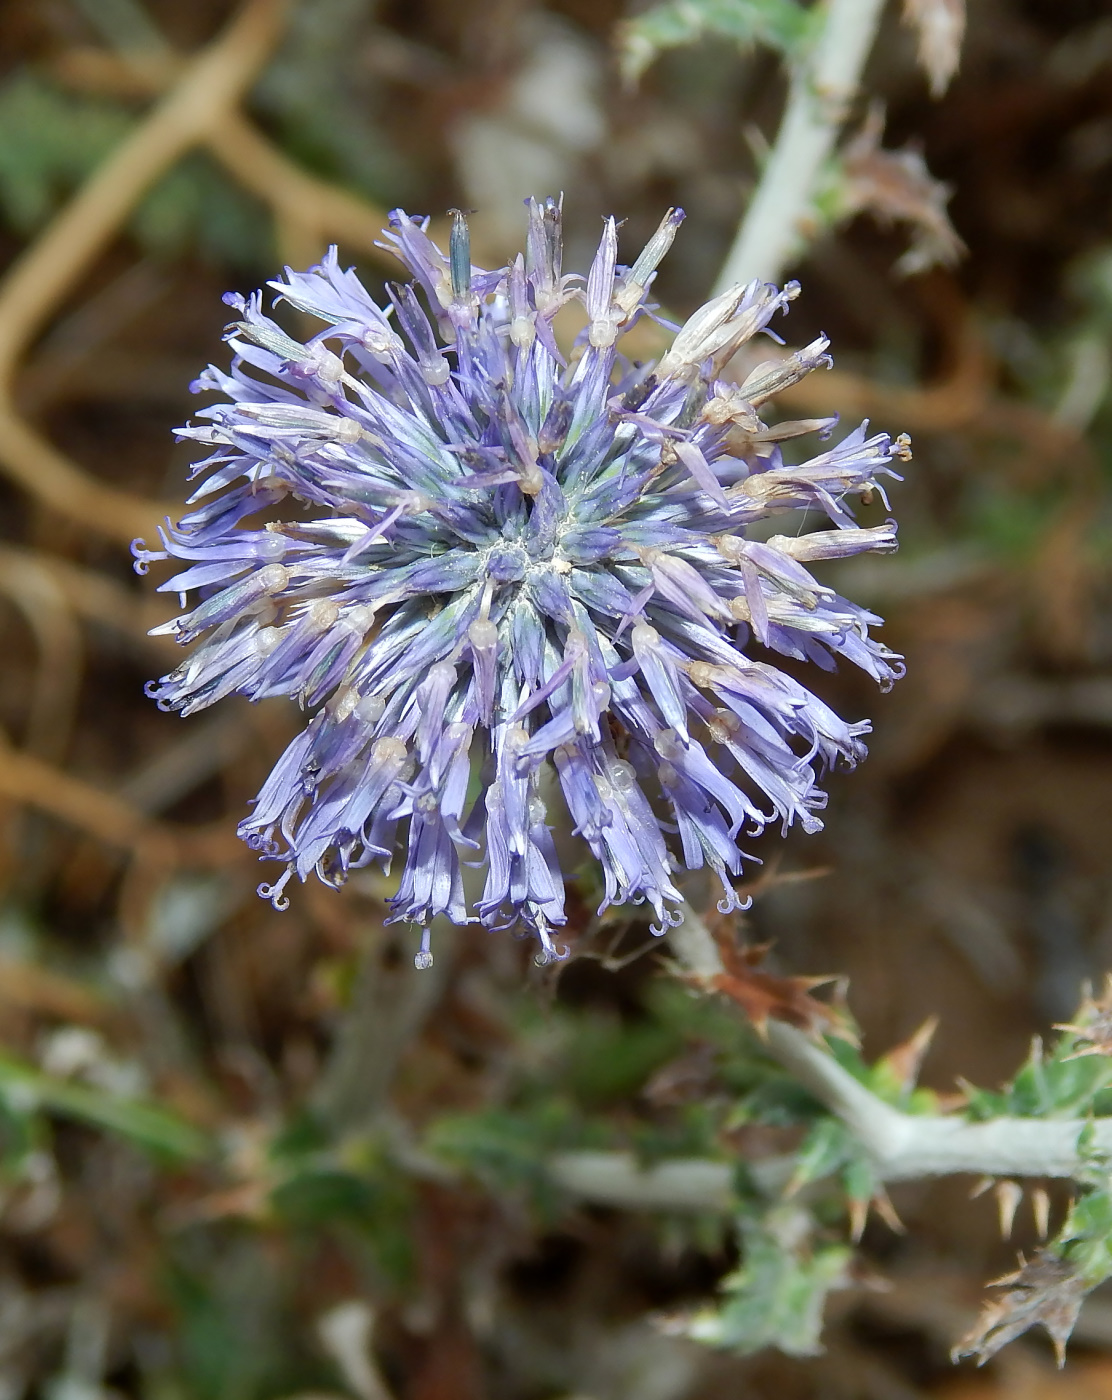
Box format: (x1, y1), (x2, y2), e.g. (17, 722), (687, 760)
(0, 0), (288, 544)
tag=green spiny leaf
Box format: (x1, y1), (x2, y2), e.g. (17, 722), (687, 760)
(785, 1117), (853, 1193)
(617, 0), (814, 86)
(687, 1206), (852, 1356)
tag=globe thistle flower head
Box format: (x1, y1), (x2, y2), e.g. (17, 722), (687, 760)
(135, 199), (907, 965)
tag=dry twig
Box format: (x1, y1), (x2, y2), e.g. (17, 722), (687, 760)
(47, 48), (394, 271)
(0, 731), (241, 871)
(0, 551), (84, 762)
(0, 0), (288, 544)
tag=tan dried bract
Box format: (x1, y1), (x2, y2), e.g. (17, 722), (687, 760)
(903, 0), (966, 97)
(841, 105), (966, 276)
(706, 921), (839, 1039)
(952, 1251), (1086, 1367)
(1055, 975), (1112, 1059)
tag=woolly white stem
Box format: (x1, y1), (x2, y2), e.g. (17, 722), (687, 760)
(764, 1019), (1107, 1181)
(543, 909), (1112, 1214)
(546, 1083), (1109, 1216)
(712, 0), (888, 293)
(548, 1153), (737, 1213)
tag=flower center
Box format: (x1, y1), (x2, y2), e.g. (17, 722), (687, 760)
(484, 541), (529, 582)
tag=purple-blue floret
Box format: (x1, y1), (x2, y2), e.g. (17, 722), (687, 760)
(134, 199), (907, 964)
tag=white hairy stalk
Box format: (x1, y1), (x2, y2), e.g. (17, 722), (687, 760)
(713, 0), (888, 292)
(546, 910), (1112, 1213)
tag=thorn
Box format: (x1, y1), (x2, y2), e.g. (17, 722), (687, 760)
(970, 1176), (995, 1199)
(954, 1075), (980, 1110)
(871, 1186), (906, 1235)
(1031, 1186), (1050, 1240)
(995, 1180), (1023, 1239)
(884, 1015), (940, 1092)
(848, 1196), (868, 1243)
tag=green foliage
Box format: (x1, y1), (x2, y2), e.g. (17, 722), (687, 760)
(270, 1167), (378, 1226)
(0, 71), (269, 266)
(826, 1037), (939, 1114)
(1058, 1187), (1112, 1288)
(637, 1101), (730, 1166)
(0, 1090), (44, 1169)
(687, 1206), (852, 1356)
(962, 1036), (1112, 1122)
(265, 1117), (416, 1282)
(424, 976), (818, 1189)
(617, 0), (815, 85)
(417, 983), (874, 1360)
(163, 1246), (327, 1400)
(166, 1260), (272, 1400)
(255, 0), (410, 205)
(0, 1047), (208, 1161)
(1054, 250), (1112, 436)
(785, 1117), (854, 1193)
(0, 72), (131, 231)
(956, 1013), (1112, 1340)
(133, 152), (271, 267)
(425, 1098), (595, 1197)
(425, 1106), (554, 1188)
(964, 483), (1073, 561)
(562, 1010), (682, 1105)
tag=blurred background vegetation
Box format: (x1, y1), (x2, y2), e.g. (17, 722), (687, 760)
(0, 0), (1111, 1396)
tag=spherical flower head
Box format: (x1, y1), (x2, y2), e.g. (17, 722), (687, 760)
(135, 199), (907, 966)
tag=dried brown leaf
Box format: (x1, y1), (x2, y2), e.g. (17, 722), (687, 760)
(708, 930), (836, 1037)
(841, 105), (966, 276)
(952, 1252), (1087, 1367)
(903, 0), (966, 96)
(642, 1041), (720, 1107)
